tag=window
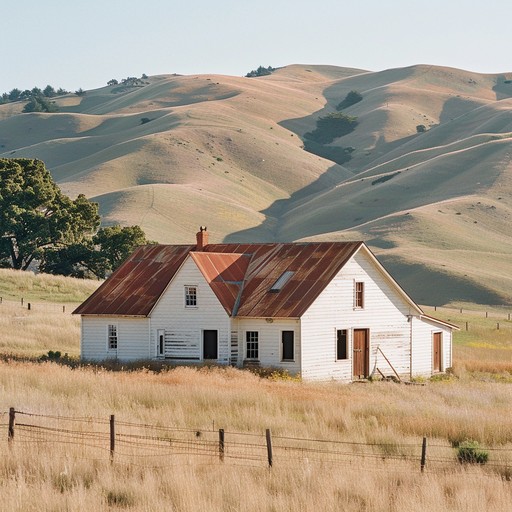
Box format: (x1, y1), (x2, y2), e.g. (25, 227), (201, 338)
(336, 329), (348, 360)
(108, 324), (118, 350)
(269, 271), (294, 292)
(355, 282), (364, 308)
(281, 331), (294, 361)
(157, 329), (165, 358)
(246, 331), (259, 359)
(185, 285), (197, 307)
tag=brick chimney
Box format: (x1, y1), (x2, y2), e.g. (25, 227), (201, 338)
(196, 226), (208, 250)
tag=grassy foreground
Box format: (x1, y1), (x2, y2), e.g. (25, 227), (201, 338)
(0, 272), (511, 510)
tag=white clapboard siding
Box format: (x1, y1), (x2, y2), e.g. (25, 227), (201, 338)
(301, 249), (414, 381)
(149, 256), (231, 363)
(81, 317), (149, 361)
(236, 318), (301, 375)
(411, 317), (453, 376)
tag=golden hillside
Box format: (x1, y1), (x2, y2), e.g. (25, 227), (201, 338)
(1, 64), (511, 305)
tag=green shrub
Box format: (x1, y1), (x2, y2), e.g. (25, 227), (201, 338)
(336, 90), (363, 111)
(456, 440), (489, 464)
(305, 112), (358, 144)
(416, 124), (427, 133)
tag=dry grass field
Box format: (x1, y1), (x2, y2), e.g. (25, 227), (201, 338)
(0, 271), (511, 510)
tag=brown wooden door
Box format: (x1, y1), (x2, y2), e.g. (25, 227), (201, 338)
(353, 329), (369, 379)
(433, 332), (442, 372)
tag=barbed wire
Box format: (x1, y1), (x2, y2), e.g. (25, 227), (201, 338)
(3, 409), (512, 477)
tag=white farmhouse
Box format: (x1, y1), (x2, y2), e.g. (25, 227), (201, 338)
(74, 228), (456, 382)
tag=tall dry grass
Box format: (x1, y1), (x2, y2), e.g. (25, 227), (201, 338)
(1, 362), (512, 511)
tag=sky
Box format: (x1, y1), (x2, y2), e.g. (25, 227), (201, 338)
(2, 0), (511, 93)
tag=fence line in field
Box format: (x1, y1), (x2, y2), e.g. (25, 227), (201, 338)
(3, 408), (512, 477)
(0, 297), (76, 313)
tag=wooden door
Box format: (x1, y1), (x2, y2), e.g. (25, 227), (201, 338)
(353, 329), (369, 379)
(433, 332), (442, 372)
(203, 330), (218, 360)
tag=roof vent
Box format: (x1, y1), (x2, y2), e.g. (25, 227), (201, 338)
(269, 270), (294, 292)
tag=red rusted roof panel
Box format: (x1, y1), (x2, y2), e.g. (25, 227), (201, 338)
(73, 245), (194, 316)
(190, 252), (250, 314)
(74, 241), (363, 318)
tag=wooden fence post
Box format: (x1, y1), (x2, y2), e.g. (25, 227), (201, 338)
(110, 414), (115, 463)
(265, 429), (273, 468)
(420, 437), (427, 473)
(497, 323), (500, 330)
(465, 322), (468, 331)
(219, 429), (225, 462)
(8, 408), (15, 443)
(21, 298), (23, 306)
(486, 311), (488, 318)
(62, 305), (66, 313)
(27, 303), (31, 311)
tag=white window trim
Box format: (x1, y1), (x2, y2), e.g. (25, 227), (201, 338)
(354, 280), (365, 309)
(184, 285), (198, 308)
(245, 331), (259, 360)
(107, 323), (118, 352)
(157, 329), (165, 358)
(281, 330), (295, 362)
(335, 328), (349, 361)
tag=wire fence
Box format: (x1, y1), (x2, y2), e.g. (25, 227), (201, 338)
(3, 408), (512, 477)
(0, 297), (76, 314)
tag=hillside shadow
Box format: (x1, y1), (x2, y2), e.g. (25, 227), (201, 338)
(378, 256), (506, 306)
(492, 75), (512, 100)
(223, 161), (348, 242)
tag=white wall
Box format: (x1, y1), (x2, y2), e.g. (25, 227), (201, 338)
(411, 317), (453, 377)
(300, 249), (415, 381)
(235, 318), (301, 374)
(81, 317), (149, 361)
(149, 256), (231, 363)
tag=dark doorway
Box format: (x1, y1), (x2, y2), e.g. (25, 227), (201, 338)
(353, 329), (369, 379)
(203, 330), (218, 360)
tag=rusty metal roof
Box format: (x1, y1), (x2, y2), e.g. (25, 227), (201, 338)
(190, 252), (251, 315)
(74, 241), (363, 318)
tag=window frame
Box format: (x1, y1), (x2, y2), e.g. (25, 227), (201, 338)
(245, 331), (259, 360)
(336, 329), (348, 360)
(355, 281), (364, 309)
(157, 329), (165, 358)
(281, 330), (295, 362)
(184, 285), (198, 308)
(107, 324), (118, 351)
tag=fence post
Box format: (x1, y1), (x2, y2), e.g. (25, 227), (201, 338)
(21, 298), (23, 306)
(265, 429), (273, 468)
(486, 311), (488, 318)
(63, 305), (66, 313)
(8, 408), (15, 443)
(28, 303), (31, 311)
(420, 437), (427, 473)
(466, 322), (468, 331)
(110, 414), (115, 463)
(497, 323), (500, 330)
(219, 429), (225, 462)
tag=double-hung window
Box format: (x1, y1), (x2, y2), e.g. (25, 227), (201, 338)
(246, 331), (259, 360)
(355, 281), (364, 308)
(108, 324), (118, 350)
(185, 285), (197, 307)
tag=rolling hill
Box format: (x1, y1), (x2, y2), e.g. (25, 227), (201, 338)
(1, 64), (511, 306)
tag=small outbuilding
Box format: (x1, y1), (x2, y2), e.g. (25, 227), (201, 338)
(74, 228), (456, 381)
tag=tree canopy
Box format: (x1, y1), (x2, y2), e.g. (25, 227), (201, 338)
(0, 158), (152, 278)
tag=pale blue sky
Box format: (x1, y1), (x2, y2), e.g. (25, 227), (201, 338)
(3, 0), (510, 93)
